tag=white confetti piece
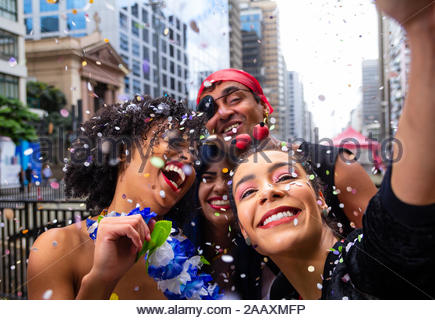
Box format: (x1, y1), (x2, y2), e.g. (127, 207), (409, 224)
(159, 190), (166, 198)
(42, 289), (53, 300)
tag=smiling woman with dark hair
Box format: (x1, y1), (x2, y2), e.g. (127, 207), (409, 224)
(229, 0), (435, 300)
(27, 95), (207, 300)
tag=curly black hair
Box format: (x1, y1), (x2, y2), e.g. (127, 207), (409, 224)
(64, 95), (206, 216)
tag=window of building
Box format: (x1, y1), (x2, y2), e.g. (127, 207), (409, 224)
(124, 76), (130, 93)
(170, 77), (175, 90)
(142, 8), (148, 24)
(169, 29), (174, 41)
(132, 60), (140, 77)
(0, 73), (18, 99)
(120, 33), (128, 52)
(161, 39), (167, 53)
(176, 49), (181, 62)
(176, 33), (181, 45)
(24, 0), (31, 14)
(41, 16), (59, 33)
(120, 54), (129, 65)
(131, 3), (138, 17)
(24, 18), (33, 35)
(162, 56), (167, 70)
(142, 29), (149, 43)
(119, 12), (127, 29)
(0, 29), (17, 61)
(162, 74), (167, 87)
(177, 65), (181, 78)
(152, 51), (158, 66)
(169, 45), (174, 57)
(143, 46), (149, 60)
(176, 18), (180, 31)
(0, 0), (17, 21)
(131, 20), (139, 37)
(132, 42), (140, 56)
(67, 0), (86, 9)
(143, 83), (150, 95)
(133, 79), (140, 94)
(152, 32), (158, 47)
(67, 12), (86, 30)
(153, 86), (159, 98)
(184, 68), (189, 80)
(170, 61), (174, 74)
(184, 53), (188, 65)
(178, 80), (182, 93)
(40, 0), (58, 12)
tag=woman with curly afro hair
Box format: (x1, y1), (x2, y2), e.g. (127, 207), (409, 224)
(27, 95), (207, 299)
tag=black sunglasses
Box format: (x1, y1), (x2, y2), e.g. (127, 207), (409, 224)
(197, 88), (252, 121)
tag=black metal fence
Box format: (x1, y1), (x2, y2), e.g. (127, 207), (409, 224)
(0, 200), (90, 299)
(0, 182), (67, 202)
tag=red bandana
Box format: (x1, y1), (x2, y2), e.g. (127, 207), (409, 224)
(196, 69), (274, 114)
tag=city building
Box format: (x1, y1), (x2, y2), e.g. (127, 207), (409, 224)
(1, 0), (27, 102)
(303, 109), (314, 142)
(284, 71), (305, 140)
(24, 0), (189, 104)
(26, 31), (128, 123)
(240, 0), (285, 137)
(361, 59), (381, 138)
(240, 4), (264, 85)
(229, 0), (242, 69)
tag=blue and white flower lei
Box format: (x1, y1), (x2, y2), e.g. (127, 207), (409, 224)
(86, 207), (222, 300)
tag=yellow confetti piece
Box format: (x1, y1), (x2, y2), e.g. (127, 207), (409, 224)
(72, 9), (77, 14)
(22, 229), (29, 235)
(110, 293), (119, 300)
(144, 173), (150, 178)
(222, 168), (229, 173)
(89, 0), (94, 3)
(82, 61), (87, 66)
(104, 38), (109, 43)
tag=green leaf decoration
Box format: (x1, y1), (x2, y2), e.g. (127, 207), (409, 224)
(136, 220), (172, 262)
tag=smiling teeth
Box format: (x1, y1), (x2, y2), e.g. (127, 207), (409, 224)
(263, 211), (295, 226)
(210, 200), (230, 206)
(164, 164), (186, 188)
(224, 123), (240, 133)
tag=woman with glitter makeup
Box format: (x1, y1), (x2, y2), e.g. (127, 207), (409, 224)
(27, 96), (207, 299)
(229, 0), (435, 299)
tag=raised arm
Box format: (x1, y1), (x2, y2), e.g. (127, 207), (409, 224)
(377, 0), (435, 204)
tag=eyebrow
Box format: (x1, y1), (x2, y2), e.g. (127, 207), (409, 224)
(216, 86), (245, 101)
(234, 162), (292, 191)
(202, 171), (217, 176)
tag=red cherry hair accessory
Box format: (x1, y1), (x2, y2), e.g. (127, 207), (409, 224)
(253, 122), (269, 141)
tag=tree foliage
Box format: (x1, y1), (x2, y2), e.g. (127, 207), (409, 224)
(0, 95), (39, 144)
(27, 81), (66, 113)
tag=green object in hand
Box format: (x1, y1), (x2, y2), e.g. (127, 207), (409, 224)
(136, 220), (172, 261)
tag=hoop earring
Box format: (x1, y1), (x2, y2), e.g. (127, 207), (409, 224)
(263, 109), (269, 125)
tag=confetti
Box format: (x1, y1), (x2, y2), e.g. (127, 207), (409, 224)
(182, 164), (193, 175)
(50, 181), (60, 189)
(110, 293), (119, 300)
(339, 203), (344, 208)
(309, 174), (315, 180)
(150, 157), (165, 168)
(144, 173), (150, 178)
(221, 255), (234, 263)
(316, 283), (323, 290)
(163, 28), (169, 36)
(214, 212), (220, 217)
(159, 190), (166, 198)
(52, 241), (58, 247)
(24, 148), (33, 156)
(72, 9), (77, 14)
(222, 168), (229, 174)
(203, 80), (212, 88)
(133, 286), (140, 292)
(104, 38), (109, 43)
(318, 95), (326, 101)
(293, 218), (298, 226)
(60, 108), (69, 117)
(8, 57), (17, 67)
(142, 60), (150, 74)
(308, 265), (315, 272)
(42, 289), (53, 299)
(240, 273), (246, 279)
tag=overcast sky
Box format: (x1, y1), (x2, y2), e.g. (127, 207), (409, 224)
(276, 0), (379, 137)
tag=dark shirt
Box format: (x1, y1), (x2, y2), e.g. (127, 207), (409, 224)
(321, 165), (435, 299)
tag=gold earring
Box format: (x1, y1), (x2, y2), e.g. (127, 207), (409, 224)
(263, 109), (269, 125)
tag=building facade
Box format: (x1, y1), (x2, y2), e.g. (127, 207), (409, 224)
(240, 0), (285, 137)
(284, 71), (305, 140)
(0, 0), (27, 102)
(229, 0), (242, 69)
(361, 59), (381, 138)
(24, 0), (189, 102)
(240, 5), (264, 85)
